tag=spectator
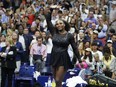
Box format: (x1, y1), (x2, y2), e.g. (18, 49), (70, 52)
(109, 1), (116, 30)
(1, 9), (10, 23)
(107, 28), (115, 40)
(91, 42), (103, 60)
(1, 23), (7, 36)
(30, 36), (47, 71)
(30, 30), (41, 48)
(112, 33), (116, 50)
(32, 18), (41, 30)
(78, 32), (85, 57)
(12, 32), (23, 73)
(92, 53), (106, 74)
(18, 24), (32, 64)
(102, 46), (115, 77)
(69, 18), (76, 34)
(91, 23), (97, 30)
(23, 28), (29, 35)
(92, 30), (103, 51)
(0, 34), (6, 47)
(97, 17), (108, 45)
(41, 31), (47, 45)
(22, 16), (31, 29)
(26, 7), (35, 25)
(106, 40), (116, 57)
(84, 11), (98, 28)
(0, 37), (17, 87)
(29, 25), (37, 36)
(83, 41), (91, 50)
(6, 29), (13, 40)
(110, 58), (116, 79)
(80, 48), (94, 78)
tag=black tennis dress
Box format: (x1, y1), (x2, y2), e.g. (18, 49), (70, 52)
(46, 13), (80, 69)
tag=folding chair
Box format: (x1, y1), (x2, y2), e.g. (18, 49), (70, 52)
(14, 64), (35, 87)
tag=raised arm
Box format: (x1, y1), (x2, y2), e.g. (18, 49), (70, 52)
(44, 10), (54, 36)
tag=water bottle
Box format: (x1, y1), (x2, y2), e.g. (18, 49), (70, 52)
(48, 76), (52, 87)
(45, 82), (48, 87)
(97, 62), (102, 74)
(52, 78), (56, 87)
(97, 62), (100, 74)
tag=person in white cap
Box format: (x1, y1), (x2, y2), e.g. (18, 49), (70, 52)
(106, 40), (116, 57)
(92, 30), (103, 51)
(91, 42), (103, 60)
(80, 48), (94, 78)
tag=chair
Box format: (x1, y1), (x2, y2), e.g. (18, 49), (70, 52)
(37, 76), (52, 87)
(34, 66), (52, 87)
(40, 66), (52, 76)
(14, 64), (35, 87)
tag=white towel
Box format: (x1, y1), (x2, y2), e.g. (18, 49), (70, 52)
(66, 76), (87, 87)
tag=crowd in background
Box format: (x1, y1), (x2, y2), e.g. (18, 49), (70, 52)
(0, 0), (116, 86)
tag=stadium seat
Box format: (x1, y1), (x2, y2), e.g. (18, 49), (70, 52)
(14, 63), (35, 87)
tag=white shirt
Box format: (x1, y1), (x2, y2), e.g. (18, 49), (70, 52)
(46, 38), (53, 54)
(18, 35), (26, 51)
(42, 20), (47, 31)
(51, 16), (58, 26)
(66, 15), (72, 23)
(0, 42), (6, 47)
(30, 37), (37, 46)
(81, 56), (94, 70)
(68, 27), (75, 34)
(92, 50), (103, 60)
(68, 45), (74, 61)
(32, 21), (37, 27)
(81, 13), (88, 21)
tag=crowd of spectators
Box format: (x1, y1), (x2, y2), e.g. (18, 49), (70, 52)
(0, 0), (116, 86)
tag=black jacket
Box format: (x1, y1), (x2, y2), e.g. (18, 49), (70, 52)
(0, 46), (17, 69)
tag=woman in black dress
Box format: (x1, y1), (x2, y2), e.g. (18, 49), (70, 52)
(45, 11), (81, 87)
